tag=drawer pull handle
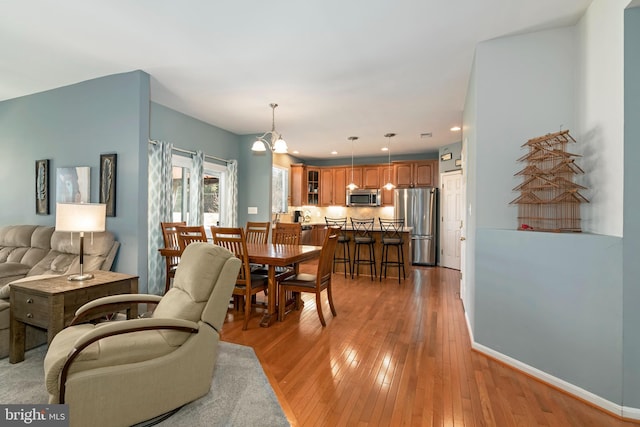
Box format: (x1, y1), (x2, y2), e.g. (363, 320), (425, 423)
(27, 313), (33, 318)
(26, 298), (34, 304)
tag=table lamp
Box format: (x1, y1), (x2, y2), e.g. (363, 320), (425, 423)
(56, 203), (106, 281)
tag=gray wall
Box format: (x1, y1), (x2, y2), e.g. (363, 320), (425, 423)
(466, 26), (626, 405)
(238, 134), (273, 226)
(439, 142), (462, 173)
(0, 70), (150, 285)
(475, 27), (576, 230)
(150, 102), (241, 161)
(623, 5), (640, 410)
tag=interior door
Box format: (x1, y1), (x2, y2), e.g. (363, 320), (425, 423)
(440, 171), (463, 270)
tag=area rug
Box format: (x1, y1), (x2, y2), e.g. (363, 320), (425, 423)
(0, 342), (289, 427)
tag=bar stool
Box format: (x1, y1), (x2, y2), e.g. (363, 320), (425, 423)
(379, 218), (406, 283)
(325, 217), (351, 277)
(350, 217), (376, 280)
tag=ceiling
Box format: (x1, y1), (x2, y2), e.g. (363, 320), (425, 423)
(0, 0), (593, 160)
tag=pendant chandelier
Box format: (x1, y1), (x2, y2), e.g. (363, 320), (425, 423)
(251, 103), (288, 154)
(347, 136), (358, 190)
(383, 133), (396, 190)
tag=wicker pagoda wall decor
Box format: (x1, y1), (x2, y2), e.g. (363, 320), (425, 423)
(510, 130), (589, 232)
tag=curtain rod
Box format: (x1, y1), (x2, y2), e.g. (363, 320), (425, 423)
(149, 139), (231, 164)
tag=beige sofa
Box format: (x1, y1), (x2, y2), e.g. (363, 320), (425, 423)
(0, 225), (119, 358)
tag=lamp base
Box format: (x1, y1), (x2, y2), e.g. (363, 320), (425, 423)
(67, 273), (94, 282)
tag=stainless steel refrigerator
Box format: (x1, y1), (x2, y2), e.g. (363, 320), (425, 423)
(394, 187), (438, 265)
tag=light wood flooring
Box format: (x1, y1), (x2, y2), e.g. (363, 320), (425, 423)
(221, 263), (636, 426)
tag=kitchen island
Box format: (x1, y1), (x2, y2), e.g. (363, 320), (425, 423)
(301, 223), (412, 278)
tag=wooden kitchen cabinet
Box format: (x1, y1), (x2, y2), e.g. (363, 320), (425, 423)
(394, 160), (437, 188)
(307, 168), (320, 205)
(290, 164), (306, 206)
(380, 166), (395, 205)
(345, 166), (362, 189)
(362, 165), (380, 189)
(320, 167), (347, 206)
(312, 224), (327, 245)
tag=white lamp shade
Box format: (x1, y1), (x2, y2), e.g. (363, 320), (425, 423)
(346, 182), (358, 190)
(56, 203), (106, 232)
(251, 140), (267, 152)
(273, 138), (288, 153)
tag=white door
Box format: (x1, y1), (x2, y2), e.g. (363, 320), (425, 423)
(440, 171), (463, 270)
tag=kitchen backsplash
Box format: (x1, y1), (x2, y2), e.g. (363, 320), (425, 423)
(285, 205), (396, 224)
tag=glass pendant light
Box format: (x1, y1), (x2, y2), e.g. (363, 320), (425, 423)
(251, 103), (288, 153)
(383, 133), (396, 190)
(347, 136), (359, 190)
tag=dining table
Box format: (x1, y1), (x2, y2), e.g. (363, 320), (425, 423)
(246, 242), (322, 327)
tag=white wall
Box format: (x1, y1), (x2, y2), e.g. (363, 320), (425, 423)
(575, 0), (627, 236)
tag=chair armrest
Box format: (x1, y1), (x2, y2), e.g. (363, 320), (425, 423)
(59, 317), (199, 403)
(71, 294), (164, 325)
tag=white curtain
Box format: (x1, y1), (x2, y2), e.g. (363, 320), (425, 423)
(222, 159), (238, 227)
(189, 150), (204, 225)
(147, 140), (173, 296)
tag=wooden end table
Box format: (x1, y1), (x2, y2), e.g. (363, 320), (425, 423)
(9, 270), (138, 363)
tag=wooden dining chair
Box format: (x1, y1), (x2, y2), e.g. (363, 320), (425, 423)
(211, 226), (268, 330)
(245, 221), (270, 244)
(245, 221), (271, 273)
(159, 221), (186, 293)
(269, 222), (303, 280)
(272, 222), (301, 245)
(278, 226), (340, 326)
(176, 225), (208, 252)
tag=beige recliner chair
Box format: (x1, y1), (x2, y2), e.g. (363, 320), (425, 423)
(43, 243), (241, 427)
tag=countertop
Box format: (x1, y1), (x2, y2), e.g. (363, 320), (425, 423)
(294, 222), (413, 233)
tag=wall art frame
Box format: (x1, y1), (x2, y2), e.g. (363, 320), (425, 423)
(100, 153), (117, 216)
(35, 159), (50, 215)
(56, 166), (90, 203)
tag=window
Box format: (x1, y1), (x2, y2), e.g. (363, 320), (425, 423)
(171, 155), (191, 223)
(272, 165), (289, 214)
(171, 154), (225, 230)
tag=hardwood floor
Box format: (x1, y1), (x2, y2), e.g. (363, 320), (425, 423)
(221, 264), (636, 426)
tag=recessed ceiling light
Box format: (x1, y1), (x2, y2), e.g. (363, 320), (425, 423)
(450, 126), (461, 132)
(331, 151), (338, 155)
(292, 150), (299, 154)
(381, 147), (389, 152)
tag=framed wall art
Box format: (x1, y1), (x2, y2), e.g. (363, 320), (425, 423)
(56, 166), (90, 203)
(35, 159), (50, 215)
(100, 153), (117, 216)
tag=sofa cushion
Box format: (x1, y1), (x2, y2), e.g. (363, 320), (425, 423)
(0, 226), (54, 270)
(0, 299), (9, 330)
(0, 225), (39, 249)
(0, 263), (32, 288)
(50, 231), (115, 257)
(27, 231), (115, 277)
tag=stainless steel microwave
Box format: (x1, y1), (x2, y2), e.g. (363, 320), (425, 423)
(346, 189), (381, 206)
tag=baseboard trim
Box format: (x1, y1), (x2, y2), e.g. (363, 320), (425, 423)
(622, 406), (640, 420)
(471, 342), (640, 422)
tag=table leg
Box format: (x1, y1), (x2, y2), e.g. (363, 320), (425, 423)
(9, 315), (26, 364)
(260, 266), (277, 327)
